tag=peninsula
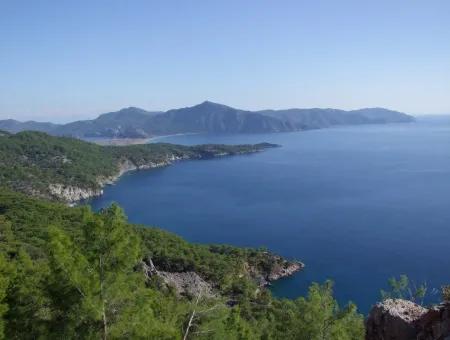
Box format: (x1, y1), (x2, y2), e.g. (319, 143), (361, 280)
(0, 130), (277, 203)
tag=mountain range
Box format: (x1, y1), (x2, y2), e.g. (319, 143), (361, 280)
(0, 101), (414, 138)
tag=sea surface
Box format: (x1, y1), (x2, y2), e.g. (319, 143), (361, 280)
(89, 116), (450, 312)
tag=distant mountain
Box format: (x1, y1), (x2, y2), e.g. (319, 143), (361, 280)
(0, 119), (58, 134)
(55, 107), (163, 138)
(0, 102), (414, 138)
(149, 101), (293, 134)
(258, 107), (414, 129)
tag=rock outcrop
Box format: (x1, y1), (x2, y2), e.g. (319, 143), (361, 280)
(52, 148), (265, 203)
(49, 155), (187, 203)
(157, 271), (216, 299)
(140, 257), (215, 298)
(366, 299), (450, 340)
(139, 254), (303, 300)
(246, 253), (304, 287)
(267, 260), (304, 281)
(49, 184), (103, 202)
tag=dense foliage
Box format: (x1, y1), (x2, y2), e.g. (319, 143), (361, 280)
(0, 131), (274, 201)
(0, 190), (364, 339)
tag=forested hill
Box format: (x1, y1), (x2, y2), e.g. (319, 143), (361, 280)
(0, 101), (414, 138)
(0, 131), (276, 203)
(0, 189), (364, 339)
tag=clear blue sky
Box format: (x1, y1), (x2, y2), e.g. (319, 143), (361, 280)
(1, 1), (449, 122)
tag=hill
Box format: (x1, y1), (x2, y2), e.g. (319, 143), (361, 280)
(0, 101), (415, 138)
(0, 119), (58, 134)
(0, 189), (364, 339)
(0, 131), (277, 203)
(258, 107), (413, 129)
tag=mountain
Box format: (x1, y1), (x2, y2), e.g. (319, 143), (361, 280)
(258, 107), (414, 129)
(0, 102), (415, 138)
(0, 119), (58, 134)
(149, 101), (294, 134)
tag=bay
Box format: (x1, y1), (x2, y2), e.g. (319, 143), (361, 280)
(89, 116), (450, 312)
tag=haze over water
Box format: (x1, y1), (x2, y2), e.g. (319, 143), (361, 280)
(90, 117), (450, 312)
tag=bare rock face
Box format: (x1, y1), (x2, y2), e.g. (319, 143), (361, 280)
(157, 271), (216, 299)
(48, 184), (103, 202)
(246, 254), (304, 287)
(140, 257), (215, 299)
(49, 156), (182, 203)
(267, 260), (304, 281)
(366, 299), (450, 340)
(416, 303), (450, 340)
(366, 299), (428, 340)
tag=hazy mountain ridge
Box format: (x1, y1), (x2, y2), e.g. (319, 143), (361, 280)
(0, 119), (58, 134)
(0, 101), (414, 138)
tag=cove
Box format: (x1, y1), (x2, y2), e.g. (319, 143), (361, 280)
(89, 116), (450, 312)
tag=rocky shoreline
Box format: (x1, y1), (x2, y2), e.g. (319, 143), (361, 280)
(140, 255), (304, 299)
(48, 148), (269, 203)
(47, 156), (182, 203)
(251, 257), (305, 287)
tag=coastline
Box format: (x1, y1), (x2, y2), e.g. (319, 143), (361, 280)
(90, 132), (201, 146)
(58, 144), (277, 204)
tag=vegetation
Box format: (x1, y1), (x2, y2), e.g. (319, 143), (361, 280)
(0, 131), (365, 338)
(0, 189), (364, 339)
(381, 275), (427, 305)
(0, 131), (275, 202)
(442, 286), (450, 302)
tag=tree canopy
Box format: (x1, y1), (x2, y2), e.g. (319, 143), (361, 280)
(0, 189), (364, 339)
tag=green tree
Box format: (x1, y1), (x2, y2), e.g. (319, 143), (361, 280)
(381, 275), (427, 304)
(4, 250), (51, 339)
(292, 281), (364, 340)
(0, 255), (13, 340)
(47, 205), (179, 339)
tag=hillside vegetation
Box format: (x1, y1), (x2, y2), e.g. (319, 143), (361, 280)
(0, 130), (365, 339)
(0, 131), (275, 202)
(0, 189), (364, 339)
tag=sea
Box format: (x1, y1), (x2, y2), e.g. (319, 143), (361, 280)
(89, 116), (450, 312)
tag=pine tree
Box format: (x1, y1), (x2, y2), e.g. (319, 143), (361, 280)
(0, 255), (13, 340)
(4, 250), (51, 339)
(47, 205), (179, 339)
(293, 281), (364, 340)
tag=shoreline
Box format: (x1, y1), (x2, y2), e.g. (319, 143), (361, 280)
(90, 132), (201, 146)
(61, 144), (277, 204)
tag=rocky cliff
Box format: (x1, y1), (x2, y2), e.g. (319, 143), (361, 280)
(140, 254), (303, 300)
(245, 254), (304, 287)
(46, 145), (274, 203)
(366, 299), (450, 340)
(47, 155), (181, 202)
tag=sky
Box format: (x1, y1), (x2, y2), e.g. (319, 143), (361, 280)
(1, 1), (449, 122)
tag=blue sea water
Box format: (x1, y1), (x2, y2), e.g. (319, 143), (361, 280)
(89, 117), (450, 312)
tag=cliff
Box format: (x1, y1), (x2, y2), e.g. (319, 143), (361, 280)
(140, 253), (303, 299)
(244, 253), (304, 287)
(366, 299), (450, 340)
(50, 144), (276, 203)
